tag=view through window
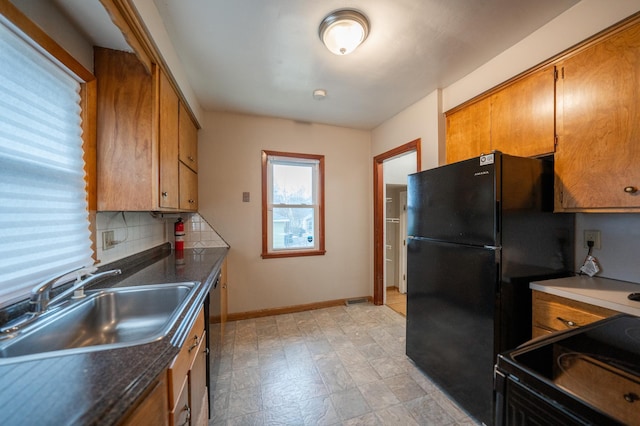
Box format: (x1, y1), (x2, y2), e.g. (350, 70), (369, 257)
(261, 151), (325, 258)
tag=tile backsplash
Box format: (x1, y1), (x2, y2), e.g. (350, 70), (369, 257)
(96, 212), (228, 265)
(96, 212), (167, 265)
(181, 213), (229, 249)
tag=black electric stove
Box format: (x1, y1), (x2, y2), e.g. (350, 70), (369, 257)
(494, 314), (640, 426)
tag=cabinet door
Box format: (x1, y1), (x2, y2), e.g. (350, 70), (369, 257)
(95, 48), (156, 211)
(189, 334), (208, 426)
(445, 97), (491, 163)
(159, 70), (180, 209)
(179, 104), (198, 172)
(121, 375), (168, 426)
(491, 66), (556, 157)
(179, 163), (198, 211)
(555, 23), (640, 210)
(170, 379), (190, 426)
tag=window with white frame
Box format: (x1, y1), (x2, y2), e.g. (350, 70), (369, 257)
(0, 14), (94, 307)
(261, 151), (325, 258)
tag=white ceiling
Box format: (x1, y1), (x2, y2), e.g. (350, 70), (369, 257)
(56, 0), (580, 130)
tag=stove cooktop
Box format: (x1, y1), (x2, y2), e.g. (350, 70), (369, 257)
(501, 315), (640, 425)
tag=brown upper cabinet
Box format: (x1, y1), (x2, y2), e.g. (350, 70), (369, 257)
(555, 21), (640, 211)
(491, 66), (556, 158)
(445, 65), (556, 164)
(159, 69), (180, 210)
(445, 97), (491, 164)
(179, 103), (198, 173)
(95, 47), (198, 212)
(446, 13), (640, 212)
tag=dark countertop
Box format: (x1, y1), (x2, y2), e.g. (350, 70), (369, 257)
(0, 244), (228, 426)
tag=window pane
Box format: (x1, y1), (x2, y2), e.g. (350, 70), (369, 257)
(272, 207), (315, 249)
(0, 20), (92, 307)
(272, 164), (313, 205)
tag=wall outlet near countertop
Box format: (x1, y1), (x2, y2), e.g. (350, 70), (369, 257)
(583, 229), (601, 249)
(102, 230), (115, 250)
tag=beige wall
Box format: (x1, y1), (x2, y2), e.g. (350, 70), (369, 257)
(372, 1), (640, 175)
(132, 0), (203, 123)
(371, 89), (445, 170)
(198, 111), (372, 314)
(443, 0), (640, 111)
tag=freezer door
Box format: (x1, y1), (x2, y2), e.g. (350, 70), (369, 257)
(406, 238), (498, 425)
(407, 155), (496, 246)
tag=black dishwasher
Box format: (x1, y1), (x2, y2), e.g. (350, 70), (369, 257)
(494, 314), (640, 426)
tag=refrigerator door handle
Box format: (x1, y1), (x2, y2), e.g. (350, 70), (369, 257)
(484, 245), (500, 250)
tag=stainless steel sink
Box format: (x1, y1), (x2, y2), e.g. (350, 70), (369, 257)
(0, 282), (197, 362)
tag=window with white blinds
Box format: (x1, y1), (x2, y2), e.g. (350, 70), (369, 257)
(0, 19), (93, 307)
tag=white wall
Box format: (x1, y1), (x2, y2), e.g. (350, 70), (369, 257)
(371, 89), (444, 169)
(383, 0), (638, 284)
(131, 0), (203, 123)
(443, 0), (640, 111)
(574, 214), (640, 283)
(440, 0), (640, 283)
(198, 111), (372, 314)
(12, 0), (93, 71)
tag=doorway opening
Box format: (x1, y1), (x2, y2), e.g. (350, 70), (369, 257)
(373, 139), (421, 309)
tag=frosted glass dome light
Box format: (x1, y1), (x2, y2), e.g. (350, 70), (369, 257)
(319, 9), (369, 55)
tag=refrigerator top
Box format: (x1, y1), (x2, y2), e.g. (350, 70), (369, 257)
(407, 153), (498, 246)
(406, 152), (553, 247)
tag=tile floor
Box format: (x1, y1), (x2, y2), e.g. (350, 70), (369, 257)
(209, 303), (479, 425)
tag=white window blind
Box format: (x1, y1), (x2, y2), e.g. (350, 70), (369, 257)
(0, 20), (93, 307)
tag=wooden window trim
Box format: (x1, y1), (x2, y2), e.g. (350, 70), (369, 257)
(261, 150), (326, 259)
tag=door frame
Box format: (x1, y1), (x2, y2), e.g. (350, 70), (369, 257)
(373, 139), (421, 305)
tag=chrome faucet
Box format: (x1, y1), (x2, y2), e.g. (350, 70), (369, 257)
(1, 266), (121, 337)
(28, 265), (95, 314)
(47, 268), (121, 309)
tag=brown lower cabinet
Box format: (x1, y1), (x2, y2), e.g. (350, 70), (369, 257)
(532, 290), (619, 338)
(122, 306), (207, 426)
(168, 307), (207, 426)
(119, 373), (169, 426)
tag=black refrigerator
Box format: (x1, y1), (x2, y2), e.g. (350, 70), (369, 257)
(405, 152), (574, 425)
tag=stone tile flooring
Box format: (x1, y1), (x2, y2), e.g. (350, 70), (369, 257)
(209, 303), (479, 425)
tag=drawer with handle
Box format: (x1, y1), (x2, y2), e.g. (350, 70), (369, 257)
(532, 290), (618, 337)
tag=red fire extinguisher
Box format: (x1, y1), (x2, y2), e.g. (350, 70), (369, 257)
(174, 218), (185, 251)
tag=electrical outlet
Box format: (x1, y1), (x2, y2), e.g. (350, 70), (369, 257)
(102, 230), (115, 250)
(583, 229), (601, 249)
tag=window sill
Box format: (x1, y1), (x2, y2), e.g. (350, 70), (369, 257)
(261, 250), (326, 259)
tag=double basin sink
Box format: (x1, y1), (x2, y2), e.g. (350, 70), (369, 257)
(0, 282), (198, 362)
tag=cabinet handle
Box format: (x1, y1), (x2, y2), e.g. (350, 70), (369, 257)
(179, 404), (191, 426)
(556, 317), (579, 328)
(188, 199), (195, 204)
(624, 186), (638, 194)
(188, 155), (194, 162)
(188, 335), (199, 352)
(162, 192), (168, 197)
(624, 392), (639, 403)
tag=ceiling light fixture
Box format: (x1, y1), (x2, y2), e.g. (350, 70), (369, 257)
(319, 9), (369, 55)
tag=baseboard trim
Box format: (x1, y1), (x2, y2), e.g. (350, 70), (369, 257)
(214, 296), (373, 323)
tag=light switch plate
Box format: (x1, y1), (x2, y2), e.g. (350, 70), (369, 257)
(242, 192), (250, 202)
